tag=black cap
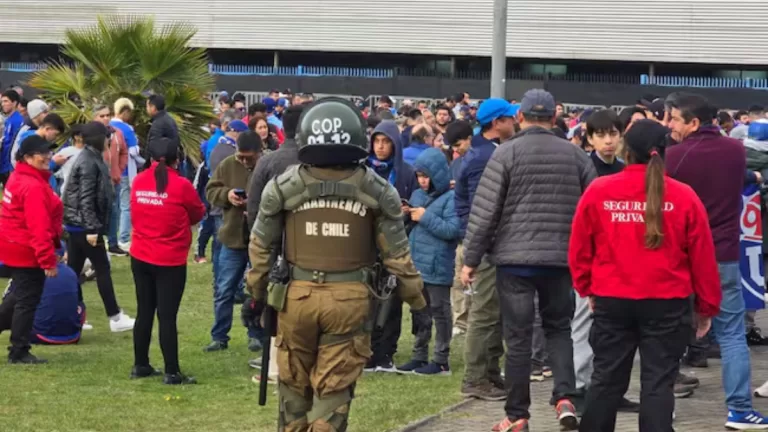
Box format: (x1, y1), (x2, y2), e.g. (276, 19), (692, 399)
(379, 95), (393, 105)
(648, 100), (666, 121)
(81, 121), (108, 141)
(18, 134), (55, 158)
(148, 137), (177, 162)
(623, 119), (670, 162)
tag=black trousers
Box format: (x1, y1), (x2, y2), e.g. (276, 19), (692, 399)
(496, 271), (577, 420)
(131, 257), (187, 375)
(67, 231), (120, 317)
(0, 266), (46, 358)
(370, 294), (403, 364)
(579, 297), (691, 432)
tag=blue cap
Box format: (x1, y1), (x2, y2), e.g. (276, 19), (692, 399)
(277, 98), (288, 107)
(476, 98), (519, 126)
(263, 97), (277, 113)
(227, 120), (248, 132)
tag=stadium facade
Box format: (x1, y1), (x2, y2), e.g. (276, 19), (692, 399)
(2, 0), (768, 107)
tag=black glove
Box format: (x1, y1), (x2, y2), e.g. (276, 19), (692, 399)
(240, 296), (264, 328)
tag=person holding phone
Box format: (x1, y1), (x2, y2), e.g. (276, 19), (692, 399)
(204, 131), (262, 352)
(62, 122), (135, 333)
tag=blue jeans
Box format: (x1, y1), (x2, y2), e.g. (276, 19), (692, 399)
(107, 181), (121, 248)
(211, 215), (223, 290)
(118, 176), (131, 244)
(712, 261), (752, 412)
(197, 210), (216, 257)
(211, 245), (248, 343)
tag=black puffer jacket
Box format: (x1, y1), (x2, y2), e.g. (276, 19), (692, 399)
(148, 111), (179, 147)
(463, 126), (596, 268)
(62, 146), (113, 234)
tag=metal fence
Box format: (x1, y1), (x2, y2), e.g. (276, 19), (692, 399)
(641, 74), (768, 90)
(4, 61), (767, 90)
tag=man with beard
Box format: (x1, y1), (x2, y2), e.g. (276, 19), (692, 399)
(435, 105), (453, 135)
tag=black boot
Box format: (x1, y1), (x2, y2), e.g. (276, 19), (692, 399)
(8, 352), (48, 365)
(164, 373), (197, 385)
(747, 328), (768, 346)
(130, 364), (163, 379)
(683, 351), (709, 368)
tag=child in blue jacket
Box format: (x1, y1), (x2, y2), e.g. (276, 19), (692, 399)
(397, 148), (461, 375)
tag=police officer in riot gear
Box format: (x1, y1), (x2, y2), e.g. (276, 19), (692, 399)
(247, 97), (427, 432)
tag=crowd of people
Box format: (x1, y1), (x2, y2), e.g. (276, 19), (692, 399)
(2, 81), (768, 432)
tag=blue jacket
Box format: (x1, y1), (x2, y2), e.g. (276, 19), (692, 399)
(451, 155), (464, 180)
(1, 111), (24, 174)
(408, 148), (461, 286)
(401, 125), (413, 148)
(2, 263), (84, 344)
(366, 120), (419, 200)
(402, 142), (430, 166)
(204, 128), (224, 171)
(455, 134), (497, 238)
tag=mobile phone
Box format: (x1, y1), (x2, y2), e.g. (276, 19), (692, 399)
(400, 198), (411, 207)
(234, 188), (247, 199)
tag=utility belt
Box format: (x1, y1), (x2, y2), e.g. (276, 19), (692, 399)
(272, 263), (397, 333)
(289, 265), (371, 284)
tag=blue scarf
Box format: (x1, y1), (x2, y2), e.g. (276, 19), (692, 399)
(368, 156), (396, 186)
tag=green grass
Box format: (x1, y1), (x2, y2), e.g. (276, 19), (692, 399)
(0, 244), (467, 432)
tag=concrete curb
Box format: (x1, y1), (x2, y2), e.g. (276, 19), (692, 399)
(394, 397), (476, 432)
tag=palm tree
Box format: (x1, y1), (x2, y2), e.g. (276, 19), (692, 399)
(29, 15), (215, 161)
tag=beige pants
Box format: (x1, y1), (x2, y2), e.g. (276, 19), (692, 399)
(269, 338), (278, 379)
(451, 244), (471, 330)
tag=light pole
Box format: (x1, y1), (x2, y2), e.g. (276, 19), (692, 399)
(490, 0), (508, 99)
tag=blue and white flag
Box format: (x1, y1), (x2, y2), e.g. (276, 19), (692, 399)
(740, 184), (766, 310)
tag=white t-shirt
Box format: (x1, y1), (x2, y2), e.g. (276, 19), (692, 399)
(56, 146), (84, 194)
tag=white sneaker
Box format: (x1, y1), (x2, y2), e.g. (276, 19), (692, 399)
(118, 242), (131, 251)
(82, 321), (93, 331)
(452, 327), (466, 336)
(110, 312), (135, 333)
(755, 380), (768, 398)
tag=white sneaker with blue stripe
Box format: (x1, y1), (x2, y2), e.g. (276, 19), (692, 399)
(726, 410), (768, 430)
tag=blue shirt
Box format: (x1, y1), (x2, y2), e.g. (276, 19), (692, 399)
(110, 119), (138, 177)
(267, 114), (283, 130)
(1, 111), (24, 174)
(204, 129), (224, 170)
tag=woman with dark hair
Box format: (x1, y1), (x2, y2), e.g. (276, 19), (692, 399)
(248, 114), (278, 152)
(618, 107), (647, 133)
(129, 137), (205, 385)
(63, 121), (135, 333)
(569, 119), (722, 432)
(0, 135), (62, 364)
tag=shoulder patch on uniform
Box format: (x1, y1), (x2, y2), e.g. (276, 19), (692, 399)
(276, 165), (308, 210)
(259, 179), (284, 217)
(378, 183), (403, 220)
(360, 167), (388, 198)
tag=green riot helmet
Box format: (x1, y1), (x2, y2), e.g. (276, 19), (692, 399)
(296, 97), (368, 166)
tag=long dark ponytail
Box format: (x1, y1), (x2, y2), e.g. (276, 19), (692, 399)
(155, 157), (169, 194)
(622, 119), (670, 250)
(148, 137), (178, 194)
(644, 149), (665, 249)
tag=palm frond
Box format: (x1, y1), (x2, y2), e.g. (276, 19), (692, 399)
(30, 14), (214, 160)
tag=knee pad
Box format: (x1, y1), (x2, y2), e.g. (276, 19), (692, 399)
(307, 388), (354, 432)
(278, 381), (312, 432)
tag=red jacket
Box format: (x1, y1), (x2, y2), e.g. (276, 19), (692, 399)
(568, 165), (722, 317)
(0, 162), (63, 269)
(130, 163), (206, 266)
